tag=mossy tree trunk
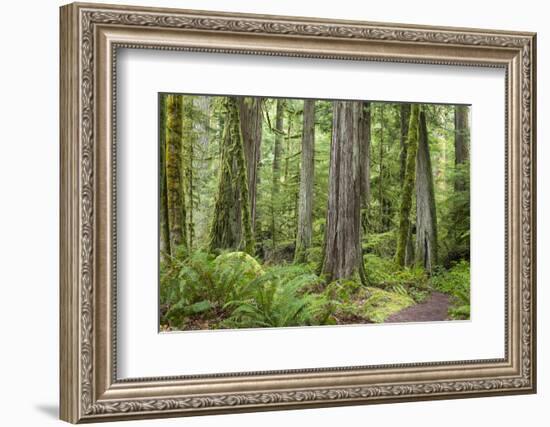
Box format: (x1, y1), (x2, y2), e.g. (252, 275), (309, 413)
(271, 99), (284, 247)
(395, 104), (420, 267)
(359, 102), (371, 234)
(399, 104), (411, 183)
(237, 97), (263, 232)
(454, 105), (470, 191)
(451, 105), (470, 252)
(165, 94), (187, 253)
(321, 101), (367, 285)
(159, 94), (171, 259)
(208, 96), (254, 254)
(415, 110), (438, 271)
(378, 104), (385, 232)
(181, 96), (196, 250)
(294, 99), (315, 263)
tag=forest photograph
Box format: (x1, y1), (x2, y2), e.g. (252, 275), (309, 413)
(159, 93), (471, 332)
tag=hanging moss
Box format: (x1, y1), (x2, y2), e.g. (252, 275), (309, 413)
(208, 97), (254, 254)
(395, 104), (420, 267)
(165, 94), (188, 252)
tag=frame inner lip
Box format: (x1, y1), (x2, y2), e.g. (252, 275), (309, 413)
(108, 40), (511, 383)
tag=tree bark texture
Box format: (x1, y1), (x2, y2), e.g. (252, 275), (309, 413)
(165, 94), (187, 252)
(181, 96), (196, 250)
(401, 105), (413, 266)
(321, 101), (367, 285)
(395, 104), (420, 267)
(271, 99), (284, 246)
(237, 97), (263, 231)
(399, 103), (411, 183)
(454, 105), (470, 191)
(359, 102), (371, 233)
(415, 110), (438, 271)
(294, 99), (315, 263)
(159, 94), (171, 258)
(208, 96), (254, 254)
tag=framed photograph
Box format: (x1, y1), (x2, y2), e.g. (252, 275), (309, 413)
(60, 2), (537, 423)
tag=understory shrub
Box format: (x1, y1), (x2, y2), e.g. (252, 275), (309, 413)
(223, 265), (329, 328)
(431, 260), (470, 319)
(325, 282), (415, 324)
(363, 254), (430, 302)
(362, 231), (396, 258)
(160, 251), (329, 330)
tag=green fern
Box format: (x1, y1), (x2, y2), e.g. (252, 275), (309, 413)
(224, 266), (328, 328)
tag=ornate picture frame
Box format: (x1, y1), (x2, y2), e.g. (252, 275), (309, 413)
(60, 2), (536, 423)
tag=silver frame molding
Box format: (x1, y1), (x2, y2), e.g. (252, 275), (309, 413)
(60, 2), (537, 423)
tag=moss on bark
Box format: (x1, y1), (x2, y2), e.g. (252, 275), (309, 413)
(165, 94), (187, 252)
(208, 97), (254, 254)
(395, 104), (420, 267)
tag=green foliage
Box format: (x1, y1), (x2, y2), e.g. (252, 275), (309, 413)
(361, 287), (415, 323)
(160, 96), (472, 330)
(364, 254), (430, 302)
(160, 251), (261, 329)
(160, 251), (329, 329)
(224, 265), (330, 328)
(325, 282), (414, 324)
(431, 260), (470, 319)
(362, 231), (396, 258)
(214, 251), (264, 281)
(439, 162), (471, 265)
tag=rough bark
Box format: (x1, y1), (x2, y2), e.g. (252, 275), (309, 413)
(159, 94), (171, 259)
(271, 99), (284, 246)
(399, 104), (411, 183)
(454, 105), (470, 191)
(237, 97), (263, 231)
(415, 110), (438, 271)
(395, 104), (420, 267)
(359, 102), (371, 233)
(294, 99), (315, 263)
(165, 94), (187, 252)
(400, 104), (413, 265)
(321, 101), (367, 285)
(208, 97), (254, 254)
(181, 96), (195, 250)
(378, 104), (385, 231)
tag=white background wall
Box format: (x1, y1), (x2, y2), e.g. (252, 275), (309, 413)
(0, 0), (545, 426)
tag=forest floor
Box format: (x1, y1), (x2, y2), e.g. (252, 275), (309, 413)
(385, 292), (450, 323)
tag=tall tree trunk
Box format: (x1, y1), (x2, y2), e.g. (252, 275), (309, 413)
(165, 94), (187, 252)
(237, 97), (263, 231)
(159, 94), (171, 259)
(208, 97), (254, 254)
(454, 105), (470, 191)
(271, 99), (284, 247)
(321, 101), (367, 285)
(181, 96), (195, 250)
(399, 104), (411, 183)
(415, 110), (438, 271)
(360, 102), (371, 233)
(399, 104), (414, 265)
(294, 99), (315, 263)
(378, 104), (385, 232)
(284, 111), (293, 184)
(395, 104), (420, 267)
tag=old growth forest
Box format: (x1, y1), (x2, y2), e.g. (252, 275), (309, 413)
(159, 94), (471, 331)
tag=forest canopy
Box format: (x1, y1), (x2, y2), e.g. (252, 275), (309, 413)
(159, 94), (471, 331)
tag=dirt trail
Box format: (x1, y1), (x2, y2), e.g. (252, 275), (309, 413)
(386, 292), (450, 323)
